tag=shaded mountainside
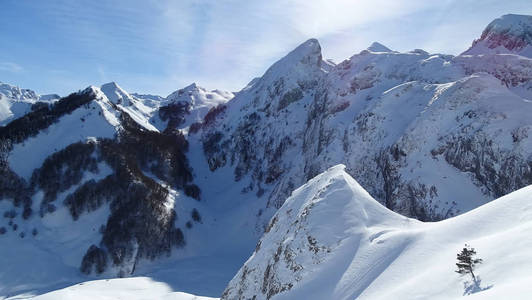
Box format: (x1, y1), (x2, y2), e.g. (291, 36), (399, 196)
(0, 87), (202, 277)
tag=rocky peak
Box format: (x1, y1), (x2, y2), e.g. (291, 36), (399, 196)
(260, 38), (325, 83)
(0, 81), (39, 101)
(367, 41), (392, 52)
(287, 38), (323, 67)
(463, 14), (532, 57)
(166, 83), (232, 107)
(99, 81), (136, 106)
(166, 83), (203, 102)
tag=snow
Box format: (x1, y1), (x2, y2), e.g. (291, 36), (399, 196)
(463, 14), (532, 58)
(164, 83), (234, 129)
(7, 97), (119, 180)
(367, 42), (393, 53)
(11, 277), (216, 300)
(1, 13), (532, 300)
(223, 165), (532, 300)
(97, 82), (233, 131)
(0, 164), (113, 299)
(99, 82), (160, 131)
(0, 82), (39, 126)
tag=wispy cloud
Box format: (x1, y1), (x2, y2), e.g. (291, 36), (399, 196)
(1, 0), (531, 96)
(0, 62), (23, 73)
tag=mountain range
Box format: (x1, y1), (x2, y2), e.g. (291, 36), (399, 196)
(0, 13), (531, 300)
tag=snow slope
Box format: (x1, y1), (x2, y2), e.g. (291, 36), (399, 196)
(223, 165), (532, 299)
(7, 87), (120, 180)
(12, 277), (216, 300)
(99, 82), (160, 131)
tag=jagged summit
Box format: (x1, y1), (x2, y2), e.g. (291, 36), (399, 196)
(367, 41), (392, 52)
(100, 81), (134, 105)
(286, 38), (323, 66)
(183, 82), (199, 90)
(0, 81), (39, 101)
(260, 38), (324, 82)
(0, 81), (41, 126)
(463, 14), (532, 57)
(165, 83), (233, 106)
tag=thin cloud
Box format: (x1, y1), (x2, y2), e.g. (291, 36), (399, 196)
(1, 0), (531, 96)
(0, 62), (23, 73)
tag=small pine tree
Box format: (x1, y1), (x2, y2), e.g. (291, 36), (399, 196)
(456, 244), (483, 286)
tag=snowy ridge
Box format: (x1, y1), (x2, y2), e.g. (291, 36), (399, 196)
(164, 83), (234, 129)
(366, 42), (394, 53)
(98, 82), (159, 131)
(463, 14), (532, 57)
(0, 82), (47, 126)
(223, 165), (532, 300)
(7, 87), (121, 179)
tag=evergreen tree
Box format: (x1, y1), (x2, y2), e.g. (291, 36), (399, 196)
(456, 244), (483, 286)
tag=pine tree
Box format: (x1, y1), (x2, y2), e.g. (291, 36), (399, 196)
(456, 244), (483, 286)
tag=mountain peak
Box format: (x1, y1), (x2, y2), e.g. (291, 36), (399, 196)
(182, 82), (202, 92)
(100, 81), (133, 105)
(222, 164), (404, 299)
(285, 38), (322, 67)
(367, 41), (392, 52)
(253, 38), (325, 91)
(166, 83), (204, 102)
(463, 14), (532, 57)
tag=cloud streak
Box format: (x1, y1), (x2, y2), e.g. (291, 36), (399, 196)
(0, 62), (23, 73)
(0, 0), (531, 96)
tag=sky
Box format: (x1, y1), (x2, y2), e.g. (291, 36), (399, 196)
(0, 0), (531, 96)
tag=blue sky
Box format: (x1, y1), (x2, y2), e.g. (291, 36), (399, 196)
(1, 0), (531, 96)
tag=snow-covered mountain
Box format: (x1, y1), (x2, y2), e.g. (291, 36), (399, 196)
(222, 165), (532, 299)
(0, 84), (203, 283)
(1, 13), (532, 300)
(463, 14), (532, 58)
(196, 14), (532, 226)
(0, 82), (60, 126)
(157, 83), (234, 131)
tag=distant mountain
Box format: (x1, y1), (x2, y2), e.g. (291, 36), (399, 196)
(159, 83), (234, 131)
(463, 14), (532, 57)
(0, 82), (59, 126)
